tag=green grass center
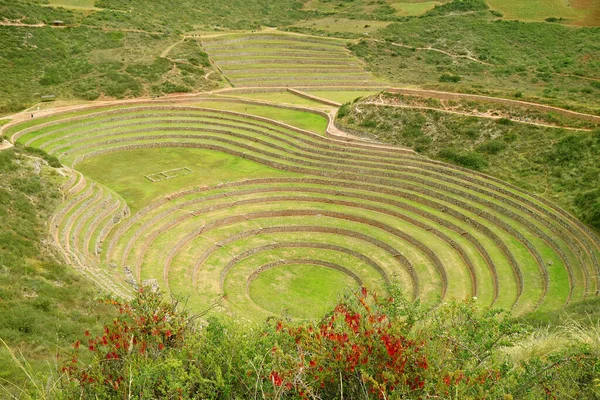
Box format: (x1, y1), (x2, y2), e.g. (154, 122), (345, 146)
(248, 263), (359, 319)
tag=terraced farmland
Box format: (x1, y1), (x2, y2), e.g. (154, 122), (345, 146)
(8, 98), (600, 321)
(202, 32), (385, 89)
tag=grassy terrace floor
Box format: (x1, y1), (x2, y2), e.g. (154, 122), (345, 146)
(9, 98), (600, 322)
(201, 32), (385, 89)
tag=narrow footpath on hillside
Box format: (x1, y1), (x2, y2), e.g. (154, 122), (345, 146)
(362, 101), (594, 131)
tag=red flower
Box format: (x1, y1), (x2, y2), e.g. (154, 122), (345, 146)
(84, 330), (90, 337)
(73, 340), (80, 349)
(270, 371), (283, 386)
(158, 343), (165, 351)
(443, 375), (451, 386)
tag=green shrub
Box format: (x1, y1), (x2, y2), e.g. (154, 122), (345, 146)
(360, 118), (378, 128)
(439, 73), (461, 83)
(151, 81), (191, 95)
(545, 134), (585, 165)
(337, 103), (351, 118)
(438, 147), (488, 170)
(22, 146), (62, 168)
(476, 139), (507, 154)
(426, 0), (488, 16)
(53, 286), (600, 399)
(125, 58), (172, 81)
(574, 189), (600, 231)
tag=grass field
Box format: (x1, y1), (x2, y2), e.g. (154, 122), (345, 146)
(77, 148), (294, 213)
(192, 99), (330, 133)
(249, 264), (358, 318)
(9, 98), (599, 322)
(486, 0), (591, 23)
(202, 32), (384, 89)
(221, 91), (331, 109)
(391, 1), (441, 16)
(304, 90), (381, 104)
(47, 0), (101, 11)
(337, 92), (600, 234)
(354, 14), (600, 114)
(290, 18), (392, 34)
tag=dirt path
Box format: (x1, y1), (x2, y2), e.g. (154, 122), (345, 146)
(362, 101), (592, 131)
(0, 140), (14, 151)
(198, 27), (350, 44)
(0, 20), (46, 28)
(369, 39), (599, 83)
(369, 38), (493, 66)
(286, 88), (342, 107)
(555, 73), (600, 83)
(387, 88), (600, 123)
(160, 37), (185, 58)
(4, 85), (598, 148)
(203, 70), (214, 80)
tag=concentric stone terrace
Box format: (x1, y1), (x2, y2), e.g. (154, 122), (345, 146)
(10, 98), (600, 320)
(202, 32), (382, 88)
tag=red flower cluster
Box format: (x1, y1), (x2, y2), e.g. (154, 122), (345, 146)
(61, 289), (189, 394)
(270, 287), (428, 398)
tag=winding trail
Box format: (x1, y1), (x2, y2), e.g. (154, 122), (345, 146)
(362, 101), (593, 131)
(369, 38), (493, 66)
(160, 37), (186, 58)
(0, 140), (13, 151)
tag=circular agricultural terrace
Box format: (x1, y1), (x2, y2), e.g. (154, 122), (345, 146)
(9, 97), (600, 321)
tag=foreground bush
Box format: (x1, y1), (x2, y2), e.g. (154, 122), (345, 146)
(53, 287), (599, 399)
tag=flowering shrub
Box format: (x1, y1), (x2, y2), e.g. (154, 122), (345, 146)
(269, 287), (429, 398)
(58, 285), (600, 399)
(61, 288), (193, 398)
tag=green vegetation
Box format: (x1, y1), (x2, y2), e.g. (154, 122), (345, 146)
(336, 93), (600, 231)
(305, 89), (380, 103)
(10, 100), (599, 323)
(190, 99), (330, 133)
(1, 0), (600, 397)
(225, 91), (330, 109)
(249, 263), (358, 318)
(0, 147), (112, 392)
(32, 287), (600, 399)
(167, 39), (211, 67)
(348, 7), (600, 114)
(77, 147), (294, 213)
(0, 26), (218, 113)
(486, 0), (591, 24)
(425, 0), (489, 16)
(202, 32), (382, 88)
